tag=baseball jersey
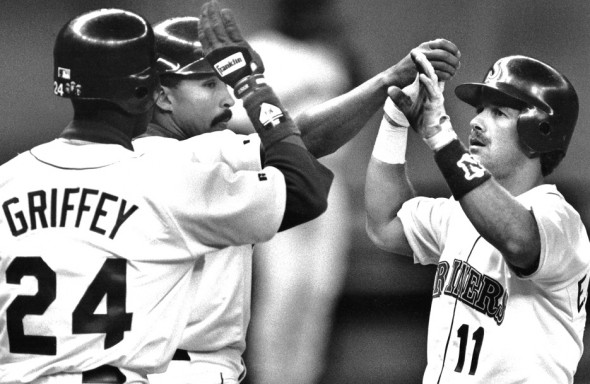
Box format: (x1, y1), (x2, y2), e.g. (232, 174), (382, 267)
(0, 133), (286, 383)
(133, 129), (262, 381)
(398, 184), (590, 383)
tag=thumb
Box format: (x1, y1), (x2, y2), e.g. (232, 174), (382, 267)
(387, 86), (413, 115)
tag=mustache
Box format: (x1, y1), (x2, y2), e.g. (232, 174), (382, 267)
(211, 109), (233, 126)
(469, 129), (488, 145)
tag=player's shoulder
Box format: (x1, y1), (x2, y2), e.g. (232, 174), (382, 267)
(132, 135), (178, 154)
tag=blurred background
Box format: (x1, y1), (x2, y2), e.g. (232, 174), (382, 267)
(2, 1), (590, 383)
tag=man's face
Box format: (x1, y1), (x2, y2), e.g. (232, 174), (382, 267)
(468, 101), (529, 179)
(167, 75), (235, 137)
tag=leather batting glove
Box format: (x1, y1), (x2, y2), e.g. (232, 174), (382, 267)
(412, 51), (457, 151)
(198, 0), (264, 88)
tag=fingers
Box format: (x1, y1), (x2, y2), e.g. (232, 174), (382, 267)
(412, 52), (443, 101)
(199, 0), (228, 49)
(220, 8), (244, 43)
(411, 51), (436, 80)
(431, 61), (457, 81)
(387, 86), (413, 116)
(426, 38), (461, 59)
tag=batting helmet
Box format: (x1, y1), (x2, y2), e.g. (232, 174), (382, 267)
(53, 8), (159, 115)
(455, 55), (578, 157)
(153, 17), (215, 76)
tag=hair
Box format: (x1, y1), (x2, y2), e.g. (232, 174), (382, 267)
(159, 73), (214, 89)
(540, 150), (565, 177)
(159, 74), (184, 89)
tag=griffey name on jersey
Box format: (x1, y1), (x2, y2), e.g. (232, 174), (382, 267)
(433, 259), (508, 325)
(2, 187), (138, 239)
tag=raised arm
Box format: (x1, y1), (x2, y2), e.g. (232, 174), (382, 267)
(199, 0), (333, 231)
(400, 52), (541, 272)
(364, 82), (421, 256)
(299, 39), (461, 158)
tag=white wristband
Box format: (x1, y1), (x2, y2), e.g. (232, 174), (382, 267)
(372, 115), (408, 164)
(422, 115), (458, 151)
(383, 97), (409, 127)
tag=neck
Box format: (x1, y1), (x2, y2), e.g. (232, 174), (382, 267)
(60, 120), (134, 150)
(494, 161), (545, 196)
(150, 112), (188, 140)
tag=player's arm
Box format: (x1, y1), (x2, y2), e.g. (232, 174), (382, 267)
(403, 52), (541, 273)
(364, 82), (422, 256)
(297, 39), (461, 159)
(199, 0), (333, 231)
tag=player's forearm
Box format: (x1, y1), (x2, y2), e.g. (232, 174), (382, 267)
(365, 157), (415, 251)
(459, 179), (541, 272)
(298, 72), (391, 158)
(263, 140), (334, 232)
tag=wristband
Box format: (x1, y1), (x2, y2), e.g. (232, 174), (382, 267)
(241, 82), (300, 149)
(383, 97), (409, 127)
(434, 139), (491, 199)
(372, 114), (408, 164)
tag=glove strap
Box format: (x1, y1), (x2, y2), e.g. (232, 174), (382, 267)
(234, 74), (267, 99)
(434, 139), (491, 200)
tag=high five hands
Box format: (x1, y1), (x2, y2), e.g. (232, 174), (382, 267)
(389, 50), (451, 141)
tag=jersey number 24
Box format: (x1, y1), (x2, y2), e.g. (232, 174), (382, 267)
(5, 257), (132, 355)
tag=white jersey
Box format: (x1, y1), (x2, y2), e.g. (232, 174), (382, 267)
(398, 184), (590, 384)
(0, 135), (285, 383)
(133, 130), (262, 381)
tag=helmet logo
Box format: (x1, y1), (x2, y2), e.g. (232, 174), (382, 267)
(484, 59), (506, 84)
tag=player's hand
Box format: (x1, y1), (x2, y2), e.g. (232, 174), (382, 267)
(388, 51), (450, 140)
(198, 0), (264, 88)
(385, 38), (461, 89)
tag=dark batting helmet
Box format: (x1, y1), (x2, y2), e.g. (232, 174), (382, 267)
(53, 8), (159, 114)
(455, 55), (579, 157)
(153, 17), (215, 76)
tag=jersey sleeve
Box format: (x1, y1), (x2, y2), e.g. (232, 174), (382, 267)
(181, 131), (262, 172)
(397, 196), (454, 266)
(134, 131), (262, 172)
(140, 142), (286, 254)
(523, 191), (590, 286)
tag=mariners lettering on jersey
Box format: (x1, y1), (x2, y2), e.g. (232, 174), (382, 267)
(2, 188), (138, 239)
(433, 259), (508, 325)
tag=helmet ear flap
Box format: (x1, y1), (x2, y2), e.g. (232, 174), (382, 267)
(517, 107), (552, 157)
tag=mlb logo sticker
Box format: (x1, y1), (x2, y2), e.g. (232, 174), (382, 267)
(57, 67), (71, 80)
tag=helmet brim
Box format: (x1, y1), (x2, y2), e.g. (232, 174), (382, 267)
(156, 56), (215, 76)
(455, 82), (529, 111)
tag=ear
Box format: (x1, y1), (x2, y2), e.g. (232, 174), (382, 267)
(155, 85), (174, 112)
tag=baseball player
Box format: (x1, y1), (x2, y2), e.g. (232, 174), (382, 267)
(131, 2), (462, 383)
(0, 6), (334, 384)
(365, 51), (590, 383)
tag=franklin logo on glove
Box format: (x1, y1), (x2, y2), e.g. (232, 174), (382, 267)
(214, 52), (246, 77)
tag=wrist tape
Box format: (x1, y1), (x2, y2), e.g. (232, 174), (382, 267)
(239, 75), (300, 149)
(372, 114), (408, 164)
(434, 139), (491, 200)
(423, 115), (457, 151)
(383, 96), (409, 128)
